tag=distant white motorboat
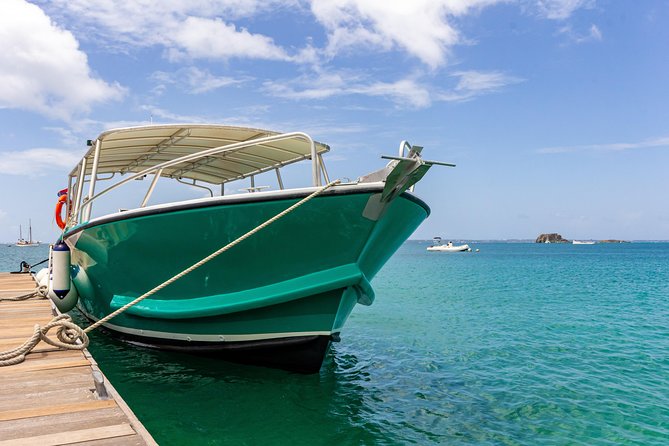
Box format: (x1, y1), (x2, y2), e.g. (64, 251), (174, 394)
(572, 240), (596, 245)
(15, 220), (39, 247)
(427, 237), (471, 252)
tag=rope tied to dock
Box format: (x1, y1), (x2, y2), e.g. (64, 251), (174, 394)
(0, 314), (88, 366)
(0, 180), (340, 366)
(0, 284), (48, 302)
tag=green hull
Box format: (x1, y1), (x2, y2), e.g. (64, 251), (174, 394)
(66, 186), (428, 371)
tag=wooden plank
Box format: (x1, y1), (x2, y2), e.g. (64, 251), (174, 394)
(23, 349), (89, 361)
(0, 372), (93, 396)
(0, 318), (52, 326)
(0, 376), (92, 395)
(0, 407), (129, 442)
(0, 423), (136, 446)
(0, 300), (48, 307)
(0, 363), (91, 383)
(0, 400), (117, 422)
(0, 343), (60, 355)
(0, 288), (36, 293)
(0, 310), (53, 319)
(0, 384), (99, 410)
(0, 280), (36, 285)
(0, 304), (48, 309)
(0, 359), (91, 374)
(1, 350), (90, 368)
(76, 437), (147, 446)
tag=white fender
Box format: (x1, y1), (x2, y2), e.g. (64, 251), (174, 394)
(35, 267), (48, 285)
(48, 279), (79, 313)
(51, 243), (71, 297)
(47, 243), (79, 313)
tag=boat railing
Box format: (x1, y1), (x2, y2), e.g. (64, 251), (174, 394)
(72, 131), (324, 226)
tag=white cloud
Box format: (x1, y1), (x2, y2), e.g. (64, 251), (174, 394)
(310, 0), (503, 69)
(264, 69), (521, 108)
(0, 148), (83, 176)
(351, 80), (432, 108)
(558, 23), (602, 43)
(186, 69), (250, 94)
(43, 0), (294, 62)
(0, 0), (126, 120)
(589, 24), (602, 40)
(151, 68), (250, 94)
(454, 70), (523, 93)
(537, 136), (669, 154)
(168, 17), (291, 61)
(263, 71), (433, 107)
(263, 71), (348, 100)
(535, 0), (595, 20)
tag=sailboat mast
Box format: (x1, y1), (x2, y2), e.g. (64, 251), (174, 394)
(29, 219), (32, 243)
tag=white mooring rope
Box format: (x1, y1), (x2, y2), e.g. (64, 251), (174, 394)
(0, 314), (89, 366)
(0, 284), (48, 302)
(0, 180), (340, 366)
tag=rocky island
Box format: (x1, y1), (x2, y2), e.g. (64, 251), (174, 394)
(535, 233), (570, 243)
(535, 234), (630, 243)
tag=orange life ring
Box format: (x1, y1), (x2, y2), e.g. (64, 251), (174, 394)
(55, 194), (68, 229)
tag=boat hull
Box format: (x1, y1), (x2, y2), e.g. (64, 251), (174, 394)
(66, 186), (429, 371)
(426, 244), (470, 252)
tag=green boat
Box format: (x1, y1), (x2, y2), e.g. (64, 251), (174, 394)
(58, 124), (448, 372)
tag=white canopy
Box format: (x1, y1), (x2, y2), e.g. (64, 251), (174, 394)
(72, 124), (330, 185)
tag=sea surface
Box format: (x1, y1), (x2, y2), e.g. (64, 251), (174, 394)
(1, 242), (668, 445)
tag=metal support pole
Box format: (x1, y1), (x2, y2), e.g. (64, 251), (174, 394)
(73, 158), (87, 224)
(66, 175), (73, 221)
(318, 154), (330, 184)
(310, 139), (320, 186)
(83, 140), (101, 221)
(275, 168), (284, 190)
(140, 169), (163, 207)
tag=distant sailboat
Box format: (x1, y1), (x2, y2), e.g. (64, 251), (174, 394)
(16, 220), (39, 247)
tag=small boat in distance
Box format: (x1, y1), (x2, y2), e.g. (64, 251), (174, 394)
(427, 237), (471, 252)
(572, 240), (596, 245)
(15, 220), (39, 247)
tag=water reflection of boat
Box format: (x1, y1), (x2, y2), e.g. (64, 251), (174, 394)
(426, 237), (471, 252)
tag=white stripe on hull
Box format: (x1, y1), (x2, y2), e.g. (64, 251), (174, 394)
(78, 307), (334, 343)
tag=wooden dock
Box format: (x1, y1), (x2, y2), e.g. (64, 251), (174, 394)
(0, 272), (157, 446)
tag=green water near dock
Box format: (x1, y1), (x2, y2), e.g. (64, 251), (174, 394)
(2, 242), (668, 444)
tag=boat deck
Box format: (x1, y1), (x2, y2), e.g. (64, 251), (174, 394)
(0, 272), (156, 445)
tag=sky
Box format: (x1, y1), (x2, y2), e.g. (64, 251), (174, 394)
(0, 0), (667, 242)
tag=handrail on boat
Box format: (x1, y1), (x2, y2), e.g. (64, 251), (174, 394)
(398, 140), (412, 157)
(72, 131), (322, 226)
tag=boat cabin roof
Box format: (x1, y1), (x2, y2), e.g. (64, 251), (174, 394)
(72, 124), (330, 185)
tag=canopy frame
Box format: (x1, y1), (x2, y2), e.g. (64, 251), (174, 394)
(67, 125), (330, 226)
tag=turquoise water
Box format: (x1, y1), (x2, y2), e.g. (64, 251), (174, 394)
(2, 242), (668, 445)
